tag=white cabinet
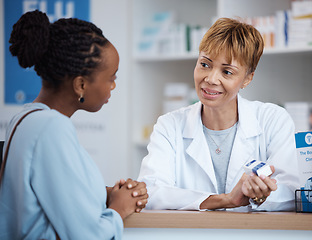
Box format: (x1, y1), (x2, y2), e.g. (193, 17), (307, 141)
(129, 0), (312, 178)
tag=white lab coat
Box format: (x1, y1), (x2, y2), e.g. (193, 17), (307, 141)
(138, 95), (300, 211)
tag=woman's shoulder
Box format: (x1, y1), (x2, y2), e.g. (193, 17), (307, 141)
(241, 96), (287, 114)
(258, 101), (287, 116)
(12, 103), (75, 136)
(30, 104), (71, 125)
(153, 102), (201, 137)
(241, 97), (293, 125)
(159, 101), (201, 122)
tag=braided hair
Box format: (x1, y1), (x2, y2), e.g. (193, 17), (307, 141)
(9, 10), (109, 88)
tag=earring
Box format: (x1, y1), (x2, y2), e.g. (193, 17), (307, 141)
(78, 94), (85, 103)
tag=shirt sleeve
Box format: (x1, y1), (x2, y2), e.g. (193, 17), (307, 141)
(138, 113), (211, 210)
(30, 115), (123, 240)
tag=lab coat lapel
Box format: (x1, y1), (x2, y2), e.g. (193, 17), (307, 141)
(226, 95), (262, 191)
(183, 102), (218, 190)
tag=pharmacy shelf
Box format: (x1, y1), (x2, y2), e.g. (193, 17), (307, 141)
(264, 46), (312, 55)
(134, 46), (312, 62)
(133, 52), (198, 62)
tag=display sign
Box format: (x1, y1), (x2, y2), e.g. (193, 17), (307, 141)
(295, 131), (312, 212)
(295, 131), (312, 187)
(4, 0), (90, 104)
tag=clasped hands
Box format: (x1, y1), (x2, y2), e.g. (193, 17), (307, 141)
(107, 178), (148, 219)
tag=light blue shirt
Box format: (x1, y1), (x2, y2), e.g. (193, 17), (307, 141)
(203, 123), (238, 194)
(0, 103), (123, 240)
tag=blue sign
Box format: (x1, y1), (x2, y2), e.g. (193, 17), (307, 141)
(296, 131), (312, 149)
(4, 0), (90, 104)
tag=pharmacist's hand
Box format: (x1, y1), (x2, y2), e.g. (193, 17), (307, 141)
(108, 178), (148, 219)
(242, 165), (277, 204)
(200, 173), (250, 210)
(227, 173), (250, 207)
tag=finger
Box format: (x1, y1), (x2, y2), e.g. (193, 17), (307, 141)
(132, 182), (147, 196)
(269, 165), (275, 176)
(113, 181), (119, 188)
(136, 198), (148, 208)
(125, 178), (134, 188)
(132, 187), (148, 197)
(244, 177), (257, 198)
(126, 179), (139, 189)
(115, 179), (126, 188)
(241, 173), (248, 181)
(242, 179), (255, 197)
(250, 174), (276, 198)
(260, 175), (277, 192)
(119, 179), (126, 186)
(137, 181), (146, 188)
(112, 182), (120, 191)
(249, 174), (267, 198)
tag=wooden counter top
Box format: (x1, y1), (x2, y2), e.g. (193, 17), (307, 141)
(124, 210), (312, 230)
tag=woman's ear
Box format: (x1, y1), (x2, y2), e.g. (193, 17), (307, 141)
(73, 76), (85, 95)
(241, 72), (254, 89)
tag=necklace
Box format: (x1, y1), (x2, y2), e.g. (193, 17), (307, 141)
(206, 124), (236, 154)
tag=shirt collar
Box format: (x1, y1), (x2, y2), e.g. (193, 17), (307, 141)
(183, 94), (262, 139)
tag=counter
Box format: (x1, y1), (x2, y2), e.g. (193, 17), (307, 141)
(123, 210), (312, 240)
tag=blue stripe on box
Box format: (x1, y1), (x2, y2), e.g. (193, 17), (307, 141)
(252, 162), (266, 173)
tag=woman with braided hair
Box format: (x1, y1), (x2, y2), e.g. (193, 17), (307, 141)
(0, 10), (148, 240)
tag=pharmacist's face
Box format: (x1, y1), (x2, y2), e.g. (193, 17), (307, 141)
(194, 51), (254, 110)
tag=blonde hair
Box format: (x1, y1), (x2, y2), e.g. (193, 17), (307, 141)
(199, 18), (264, 74)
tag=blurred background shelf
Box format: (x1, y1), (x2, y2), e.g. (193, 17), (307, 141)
(134, 46), (312, 61)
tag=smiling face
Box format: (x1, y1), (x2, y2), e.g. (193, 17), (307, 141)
(81, 43), (119, 112)
(194, 50), (253, 112)
(195, 18), (264, 128)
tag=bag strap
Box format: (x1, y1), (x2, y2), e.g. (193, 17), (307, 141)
(0, 108), (42, 186)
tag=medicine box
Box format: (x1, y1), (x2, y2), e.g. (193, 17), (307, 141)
(243, 160), (272, 177)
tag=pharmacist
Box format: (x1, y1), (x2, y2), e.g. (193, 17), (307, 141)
(138, 18), (300, 211)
